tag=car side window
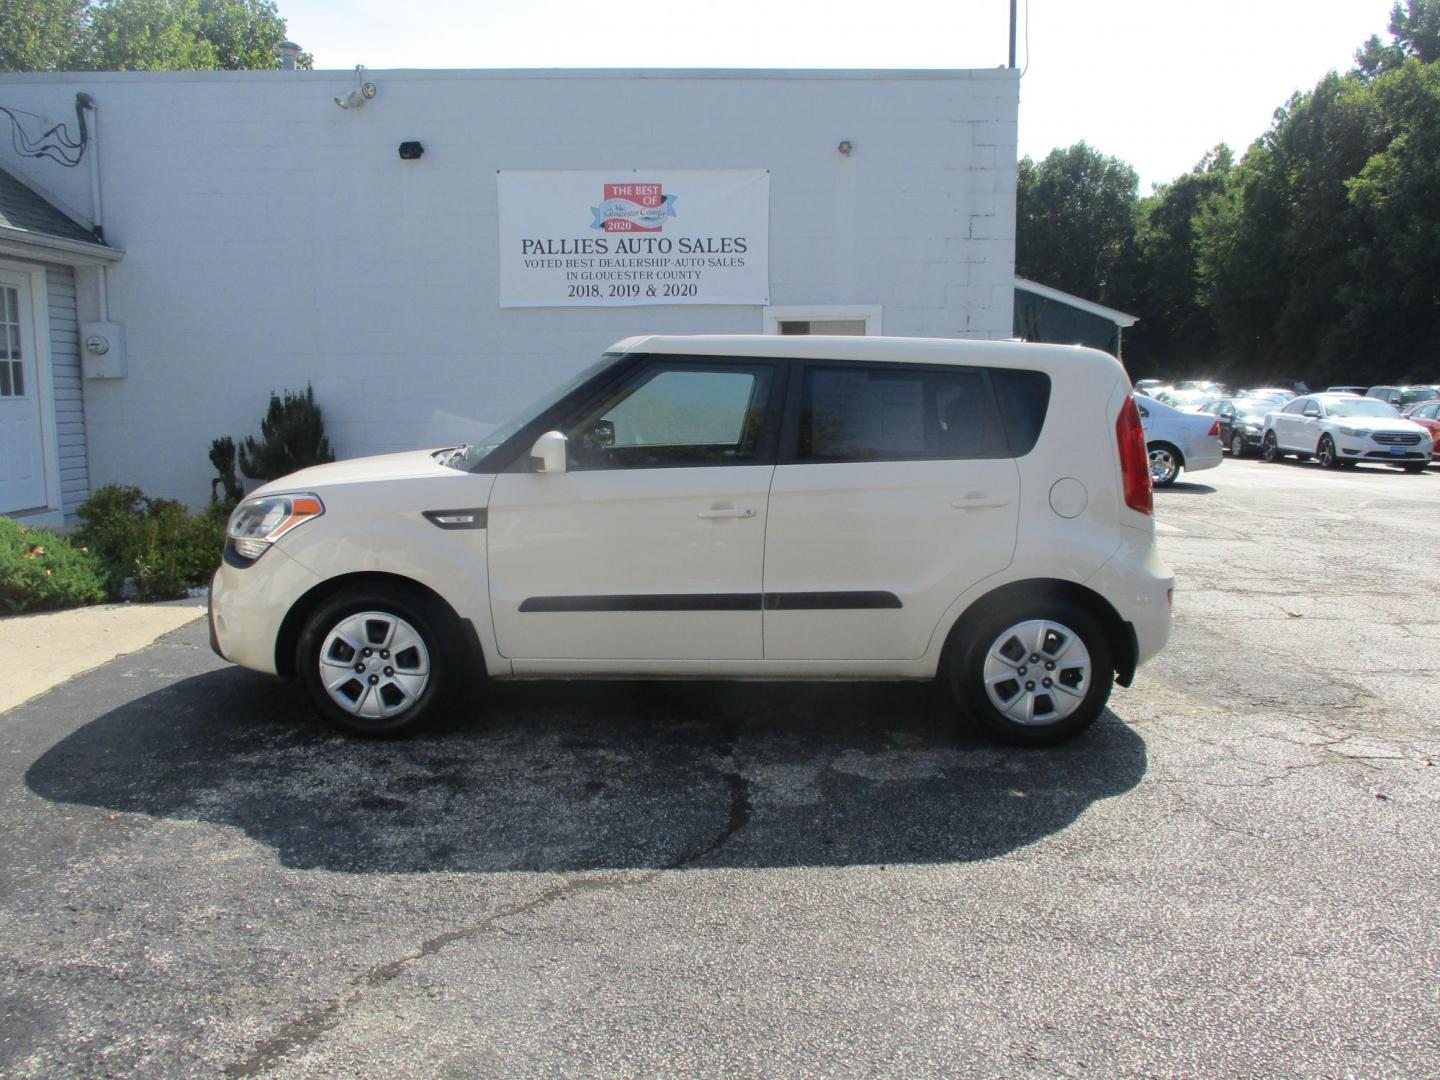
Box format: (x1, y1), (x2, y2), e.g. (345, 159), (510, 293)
(794, 363), (1006, 463)
(1282, 398), (1308, 414)
(563, 361), (775, 471)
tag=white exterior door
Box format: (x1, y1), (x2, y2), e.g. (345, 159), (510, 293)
(486, 359), (780, 663)
(762, 361), (1021, 661)
(0, 272), (46, 515)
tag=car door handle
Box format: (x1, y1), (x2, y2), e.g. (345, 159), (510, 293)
(951, 495), (1010, 510)
(698, 507), (757, 519)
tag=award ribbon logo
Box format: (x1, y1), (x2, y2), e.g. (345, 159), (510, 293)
(591, 182), (677, 233)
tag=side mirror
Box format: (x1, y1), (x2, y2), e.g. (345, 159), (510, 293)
(530, 430), (568, 474)
(1303, 408), (1321, 418)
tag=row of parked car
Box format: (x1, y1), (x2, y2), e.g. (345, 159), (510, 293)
(1133, 380), (1439, 482)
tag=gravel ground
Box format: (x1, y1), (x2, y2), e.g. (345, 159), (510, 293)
(2, 455), (1437, 1078)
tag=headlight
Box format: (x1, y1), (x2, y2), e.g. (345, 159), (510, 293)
(1337, 426), (1366, 437)
(227, 493), (324, 560)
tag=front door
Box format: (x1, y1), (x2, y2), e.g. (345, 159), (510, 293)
(487, 357), (781, 663)
(0, 271), (47, 514)
(762, 360), (1021, 661)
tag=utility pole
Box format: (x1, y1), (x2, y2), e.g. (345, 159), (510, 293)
(1009, 0), (1018, 68)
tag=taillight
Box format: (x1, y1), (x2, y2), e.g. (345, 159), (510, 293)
(1208, 419), (1220, 437)
(1116, 397), (1153, 515)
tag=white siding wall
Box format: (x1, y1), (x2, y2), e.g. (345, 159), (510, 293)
(0, 69), (1019, 505)
(44, 265), (89, 514)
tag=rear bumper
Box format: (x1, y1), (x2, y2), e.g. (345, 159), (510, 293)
(1183, 443), (1224, 473)
(1087, 529), (1174, 672)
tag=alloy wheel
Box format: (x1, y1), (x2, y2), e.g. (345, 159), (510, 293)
(1148, 447), (1179, 486)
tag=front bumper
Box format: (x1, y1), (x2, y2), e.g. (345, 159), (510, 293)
(209, 544), (321, 675)
(1335, 433), (1432, 462)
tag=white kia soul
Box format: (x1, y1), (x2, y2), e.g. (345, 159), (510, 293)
(211, 335), (1173, 744)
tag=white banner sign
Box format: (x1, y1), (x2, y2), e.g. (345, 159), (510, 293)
(498, 170), (769, 308)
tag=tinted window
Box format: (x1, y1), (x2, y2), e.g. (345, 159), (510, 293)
(564, 361), (774, 470)
(796, 363), (1005, 462)
(1282, 398), (1309, 414)
(991, 369), (1051, 456)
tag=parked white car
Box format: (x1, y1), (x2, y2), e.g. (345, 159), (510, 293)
(1260, 393), (1433, 471)
(211, 335), (1175, 745)
(1135, 395), (1224, 487)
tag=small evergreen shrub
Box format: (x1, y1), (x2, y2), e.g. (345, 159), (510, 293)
(238, 384), (334, 482)
(0, 517), (107, 613)
(209, 436), (243, 503)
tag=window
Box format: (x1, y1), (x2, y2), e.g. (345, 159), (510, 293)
(0, 287), (22, 398)
(564, 361), (775, 470)
(763, 305), (882, 336)
(796, 363), (1007, 462)
(1282, 398), (1309, 414)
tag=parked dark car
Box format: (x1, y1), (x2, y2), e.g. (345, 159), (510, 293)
(1202, 397), (1277, 457)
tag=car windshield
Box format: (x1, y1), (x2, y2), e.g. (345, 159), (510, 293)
(1402, 387), (1440, 405)
(1234, 402), (1272, 418)
(1325, 398), (1400, 418)
(455, 353), (622, 469)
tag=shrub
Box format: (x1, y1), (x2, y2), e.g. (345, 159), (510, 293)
(74, 485), (229, 601)
(238, 384), (334, 482)
(209, 436), (243, 503)
(0, 517), (108, 613)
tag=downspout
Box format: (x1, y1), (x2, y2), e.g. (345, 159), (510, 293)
(76, 93), (108, 320)
(1008, 0), (1018, 68)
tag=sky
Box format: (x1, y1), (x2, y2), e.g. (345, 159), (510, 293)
(279, 0), (1392, 191)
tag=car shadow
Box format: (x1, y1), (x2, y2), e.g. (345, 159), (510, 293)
(1159, 481), (1216, 495)
(25, 667), (1147, 874)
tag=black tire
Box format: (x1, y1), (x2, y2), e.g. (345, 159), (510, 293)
(1403, 462), (1427, 474)
(1318, 435), (1342, 469)
(1229, 431), (1246, 458)
(296, 582), (462, 736)
(1261, 431), (1284, 462)
(945, 596), (1115, 746)
(1148, 443), (1182, 488)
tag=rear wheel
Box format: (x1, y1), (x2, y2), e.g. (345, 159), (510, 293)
(1261, 432), (1284, 463)
(297, 583), (462, 736)
(1148, 443), (1181, 487)
(1318, 435), (1341, 469)
(946, 598), (1114, 746)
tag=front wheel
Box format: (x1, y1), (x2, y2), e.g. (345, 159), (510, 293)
(946, 599), (1114, 746)
(1403, 462), (1427, 474)
(297, 583), (461, 736)
(1261, 432), (1284, 463)
(1230, 431), (1247, 458)
(1318, 435), (1342, 469)
(1148, 444), (1181, 487)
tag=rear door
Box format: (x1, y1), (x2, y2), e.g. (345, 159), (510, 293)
(761, 360), (1026, 662)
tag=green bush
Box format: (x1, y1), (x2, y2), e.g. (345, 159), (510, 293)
(238, 384), (334, 482)
(74, 485), (230, 602)
(0, 517), (108, 613)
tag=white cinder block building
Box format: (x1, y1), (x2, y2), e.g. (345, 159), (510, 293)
(0, 66), (1020, 522)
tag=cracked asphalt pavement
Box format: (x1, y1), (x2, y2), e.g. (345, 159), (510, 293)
(3, 457), (1438, 1077)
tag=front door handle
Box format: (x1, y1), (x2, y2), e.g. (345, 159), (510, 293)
(698, 507), (757, 519)
(951, 495), (1010, 511)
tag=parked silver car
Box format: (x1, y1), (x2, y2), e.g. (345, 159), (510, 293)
(1136, 395), (1224, 486)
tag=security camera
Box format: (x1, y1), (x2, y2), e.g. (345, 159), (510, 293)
(334, 80), (377, 110)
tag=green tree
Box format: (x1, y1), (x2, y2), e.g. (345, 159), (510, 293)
(0, 0), (90, 70)
(1356, 1), (1440, 77)
(1016, 142), (1141, 309)
(0, 0), (312, 71)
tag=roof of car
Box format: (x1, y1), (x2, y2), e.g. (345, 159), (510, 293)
(608, 334), (1123, 374)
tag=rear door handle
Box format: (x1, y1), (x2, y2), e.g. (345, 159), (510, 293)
(951, 495), (1010, 510)
(698, 507), (757, 519)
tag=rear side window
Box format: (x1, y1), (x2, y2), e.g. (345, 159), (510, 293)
(990, 369), (1052, 456)
(796, 363), (1008, 462)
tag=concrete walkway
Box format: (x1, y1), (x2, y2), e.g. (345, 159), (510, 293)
(0, 600), (206, 714)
